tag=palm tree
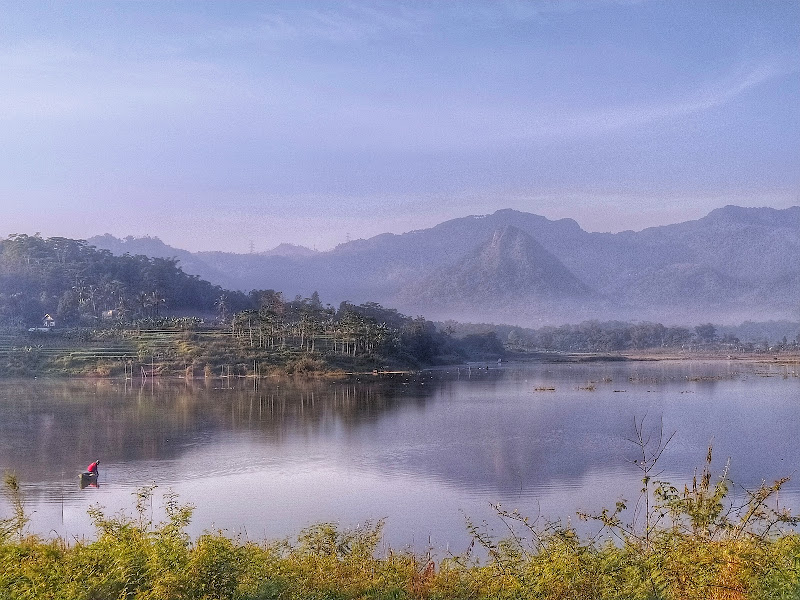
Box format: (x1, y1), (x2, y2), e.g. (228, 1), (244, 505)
(73, 281), (89, 308)
(150, 291), (166, 317)
(214, 294), (228, 323)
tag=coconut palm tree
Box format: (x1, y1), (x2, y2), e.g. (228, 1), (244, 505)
(214, 294), (228, 323)
(150, 291), (166, 317)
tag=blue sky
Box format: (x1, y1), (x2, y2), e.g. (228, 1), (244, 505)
(2, 1), (798, 252)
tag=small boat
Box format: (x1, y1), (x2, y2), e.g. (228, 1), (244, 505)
(79, 471), (99, 489)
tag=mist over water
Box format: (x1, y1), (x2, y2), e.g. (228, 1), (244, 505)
(1, 361), (798, 552)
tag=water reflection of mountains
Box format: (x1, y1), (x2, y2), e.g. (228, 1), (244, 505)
(0, 375), (438, 479)
(1, 363), (797, 501)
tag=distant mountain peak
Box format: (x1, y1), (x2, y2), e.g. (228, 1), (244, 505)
(87, 234), (239, 290)
(260, 243), (318, 258)
(88, 234), (183, 257)
(705, 205), (800, 227)
(464, 225), (593, 297)
(489, 208), (582, 231)
(402, 225), (593, 310)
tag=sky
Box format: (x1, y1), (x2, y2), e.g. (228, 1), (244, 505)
(1, 0), (799, 252)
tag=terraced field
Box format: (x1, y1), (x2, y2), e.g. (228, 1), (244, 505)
(0, 328), (235, 376)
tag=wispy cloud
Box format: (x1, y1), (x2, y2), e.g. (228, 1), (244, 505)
(292, 59), (798, 151)
(2, 26), (793, 157)
(443, 0), (653, 23)
(247, 2), (427, 44)
(243, 0), (653, 43)
(512, 60), (799, 140)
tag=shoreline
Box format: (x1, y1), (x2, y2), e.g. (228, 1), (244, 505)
(2, 349), (798, 381)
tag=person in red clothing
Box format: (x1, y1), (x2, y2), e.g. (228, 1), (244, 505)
(80, 460), (100, 489)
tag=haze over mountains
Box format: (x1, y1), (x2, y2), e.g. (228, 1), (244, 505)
(89, 205), (800, 326)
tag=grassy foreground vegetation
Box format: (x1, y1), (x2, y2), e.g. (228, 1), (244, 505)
(3, 446), (800, 600)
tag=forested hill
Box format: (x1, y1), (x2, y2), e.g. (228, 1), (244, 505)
(0, 234), (251, 327)
(0, 234), (509, 375)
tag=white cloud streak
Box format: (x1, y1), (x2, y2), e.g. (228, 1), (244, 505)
(0, 36), (792, 157)
(0, 2), (795, 153)
(521, 60), (799, 139)
(210, 0), (654, 46)
(293, 59), (798, 149)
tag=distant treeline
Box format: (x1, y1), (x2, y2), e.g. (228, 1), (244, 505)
(442, 319), (800, 353)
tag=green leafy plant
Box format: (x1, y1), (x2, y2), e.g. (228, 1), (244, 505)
(0, 472), (28, 540)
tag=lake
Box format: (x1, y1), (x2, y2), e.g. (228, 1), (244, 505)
(0, 360), (798, 553)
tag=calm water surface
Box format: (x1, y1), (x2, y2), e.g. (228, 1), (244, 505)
(0, 360), (798, 552)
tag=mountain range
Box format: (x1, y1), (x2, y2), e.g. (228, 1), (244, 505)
(89, 205), (800, 326)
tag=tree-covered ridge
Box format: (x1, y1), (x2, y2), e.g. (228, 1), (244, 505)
(229, 294), (491, 371)
(0, 234), (251, 327)
(0, 235), (505, 376)
(443, 319), (800, 354)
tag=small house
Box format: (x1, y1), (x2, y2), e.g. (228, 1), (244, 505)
(42, 314), (56, 328)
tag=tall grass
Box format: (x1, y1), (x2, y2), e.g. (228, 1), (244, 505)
(2, 453), (800, 600)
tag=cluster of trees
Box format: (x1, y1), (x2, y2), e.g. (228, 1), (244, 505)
(520, 321), (702, 352)
(230, 292), (492, 364)
(524, 321), (800, 352)
(0, 234), (251, 327)
(446, 319), (800, 353)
